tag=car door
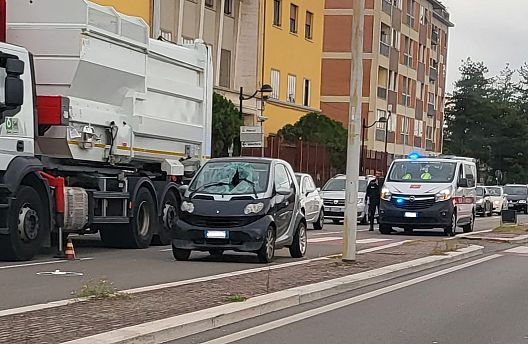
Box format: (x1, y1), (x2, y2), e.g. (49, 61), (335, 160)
(461, 163), (476, 222)
(273, 163), (295, 238)
(305, 176), (319, 221)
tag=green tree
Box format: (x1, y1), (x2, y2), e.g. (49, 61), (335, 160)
(211, 92), (243, 157)
(278, 113), (347, 171)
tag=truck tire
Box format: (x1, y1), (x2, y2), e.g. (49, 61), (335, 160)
(125, 187), (156, 248)
(0, 186), (47, 261)
(152, 189), (179, 246)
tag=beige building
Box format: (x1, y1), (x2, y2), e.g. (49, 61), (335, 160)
(321, 0), (453, 174)
(154, 0), (262, 119)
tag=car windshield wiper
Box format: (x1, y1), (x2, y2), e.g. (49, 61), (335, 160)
(238, 178), (258, 198)
(189, 181), (231, 198)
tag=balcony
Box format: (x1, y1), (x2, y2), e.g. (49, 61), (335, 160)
(380, 41), (390, 57)
(382, 0), (392, 15)
(427, 103), (436, 116)
(377, 87), (387, 100)
(429, 67), (438, 81)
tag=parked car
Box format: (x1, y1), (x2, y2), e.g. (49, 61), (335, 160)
(295, 173), (325, 230)
(475, 186), (493, 217)
(320, 174), (376, 224)
(171, 158), (307, 263)
(503, 184), (528, 214)
(484, 186), (508, 214)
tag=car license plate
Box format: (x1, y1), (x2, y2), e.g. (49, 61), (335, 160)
(329, 207), (344, 212)
(205, 230), (228, 239)
(404, 212), (417, 218)
(509, 204), (514, 208)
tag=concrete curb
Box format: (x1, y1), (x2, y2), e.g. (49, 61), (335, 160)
(64, 245), (484, 344)
(462, 233), (528, 244)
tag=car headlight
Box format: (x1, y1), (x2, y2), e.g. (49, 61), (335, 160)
(381, 188), (391, 201)
(494, 200), (500, 205)
(476, 199), (483, 204)
(244, 202), (264, 214)
(435, 188), (452, 202)
(181, 201), (194, 213)
(519, 200), (527, 204)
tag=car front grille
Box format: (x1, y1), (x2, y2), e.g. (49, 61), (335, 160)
(391, 195), (435, 210)
(181, 214), (260, 228)
(324, 199), (345, 206)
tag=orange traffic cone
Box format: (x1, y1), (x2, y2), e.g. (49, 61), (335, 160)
(64, 239), (76, 261)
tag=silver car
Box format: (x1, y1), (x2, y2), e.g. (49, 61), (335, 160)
(295, 173), (325, 230)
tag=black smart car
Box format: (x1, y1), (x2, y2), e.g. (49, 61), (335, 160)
(170, 157), (307, 263)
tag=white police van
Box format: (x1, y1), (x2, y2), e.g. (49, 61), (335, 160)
(379, 154), (477, 236)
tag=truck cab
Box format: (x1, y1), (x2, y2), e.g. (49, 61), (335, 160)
(379, 154), (477, 236)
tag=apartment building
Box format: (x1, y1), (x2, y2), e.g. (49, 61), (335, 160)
(259, 0), (324, 135)
(321, 0), (453, 174)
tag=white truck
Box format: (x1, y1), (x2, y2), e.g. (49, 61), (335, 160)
(0, 0), (213, 260)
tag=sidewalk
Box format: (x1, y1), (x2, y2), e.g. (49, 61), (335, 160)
(0, 239), (494, 344)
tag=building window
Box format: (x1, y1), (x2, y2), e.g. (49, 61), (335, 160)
(414, 119), (423, 137)
(305, 11), (313, 40)
(376, 110), (387, 129)
(402, 77), (411, 106)
(392, 0), (402, 9)
(160, 30), (173, 41)
(287, 74), (296, 102)
(273, 0), (281, 26)
(391, 28), (400, 50)
(205, 0), (214, 8)
(419, 5), (427, 25)
(219, 49), (231, 88)
(401, 116), (410, 145)
(224, 0), (233, 15)
(182, 36), (194, 44)
(303, 79), (311, 107)
(428, 92), (436, 109)
(271, 69), (280, 99)
(388, 71), (398, 91)
(377, 67), (388, 99)
(418, 44), (426, 63)
(426, 125), (433, 140)
(380, 23), (390, 56)
(417, 81), (424, 100)
(404, 36), (413, 67)
(387, 114), (396, 132)
(290, 4), (298, 33)
(406, 0), (415, 27)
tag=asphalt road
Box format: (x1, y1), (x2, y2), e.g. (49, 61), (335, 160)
(0, 215), (508, 311)
(177, 247), (528, 344)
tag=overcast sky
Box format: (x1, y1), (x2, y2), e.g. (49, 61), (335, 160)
(441, 0), (528, 92)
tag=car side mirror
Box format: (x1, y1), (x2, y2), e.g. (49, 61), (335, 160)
(503, 193), (508, 197)
(316, 187), (321, 192)
(458, 178), (468, 188)
(276, 186), (291, 196)
(178, 185), (189, 195)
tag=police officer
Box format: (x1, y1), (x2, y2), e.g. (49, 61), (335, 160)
(365, 175), (381, 231)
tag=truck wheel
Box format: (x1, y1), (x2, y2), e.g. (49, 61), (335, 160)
(124, 187), (156, 248)
(0, 186), (46, 261)
(257, 226), (276, 263)
(152, 190), (179, 246)
(289, 222), (307, 258)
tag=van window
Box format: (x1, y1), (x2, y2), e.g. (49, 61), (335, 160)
(463, 164), (476, 187)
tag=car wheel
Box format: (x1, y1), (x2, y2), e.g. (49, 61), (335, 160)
(524, 207), (528, 215)
(257, 226), (276, 263)
(487, 204), (493, 217)
(289, 222), (307, 258)
(313, 210), (324, 230)
(444, 212), (457, 237)
(360, 214), (368, 225)
(172, 241), (191, 261)
(379, 225), (392, 235)
(208, 249), (224, 257)
(462, 214), (475, 233)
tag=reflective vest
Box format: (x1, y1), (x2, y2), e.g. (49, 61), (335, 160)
(421, 172), (432, 180)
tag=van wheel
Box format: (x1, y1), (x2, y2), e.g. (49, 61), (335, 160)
(313, 210), (324, 230)
(444, 213), (457, 236)
(379, 225), (392, 235)
(462, 214), (475, 233)
(289, 222), (307, 258)
(257, 226), (275, 263)
(152, 190), (179, 246)
(0, 186), (46, 261)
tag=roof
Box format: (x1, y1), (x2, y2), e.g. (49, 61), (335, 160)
(393, 157), (476, 164)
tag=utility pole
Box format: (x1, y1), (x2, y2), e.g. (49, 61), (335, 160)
(342, 0), (364, 262)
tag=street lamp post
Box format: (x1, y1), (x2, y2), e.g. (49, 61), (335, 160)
(383, 105), (393, 175)
(360, 117), (387, 175)
(239, 84), (273, 157)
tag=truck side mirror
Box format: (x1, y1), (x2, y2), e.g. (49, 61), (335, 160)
(6, 59), (24, 75)
(5, 76), (24, 107)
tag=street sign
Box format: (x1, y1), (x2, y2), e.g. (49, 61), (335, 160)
(240, 126), (263, 148)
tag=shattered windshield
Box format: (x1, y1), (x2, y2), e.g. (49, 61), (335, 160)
(189, 161), (270, 195)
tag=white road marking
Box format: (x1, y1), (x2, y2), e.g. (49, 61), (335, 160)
(307, 237), (392, 244)
(356, 238), (392, 244)
(201, 254), (502, 344)
(307, 236), (343, 243)
(503, 246), (528, 254)
(0, 257), (93, 270)
(357, 240), (412, 254)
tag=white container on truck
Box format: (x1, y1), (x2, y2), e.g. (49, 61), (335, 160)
(0, 0), (213, 260)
